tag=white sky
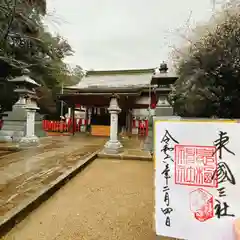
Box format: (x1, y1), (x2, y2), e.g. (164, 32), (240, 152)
(45, 0), (222, 70)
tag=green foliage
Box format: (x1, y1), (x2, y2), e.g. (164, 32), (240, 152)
(0, 0), (77, 115)
(170, 0), (240, 118)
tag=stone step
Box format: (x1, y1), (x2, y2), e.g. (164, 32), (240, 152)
(0, 130), (24, 136)
(2, 125), (25, 131)
(2, 121), (25, 125)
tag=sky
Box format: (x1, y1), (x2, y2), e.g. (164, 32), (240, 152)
(45, 0), (222, 70)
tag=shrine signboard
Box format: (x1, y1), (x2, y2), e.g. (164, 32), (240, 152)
(154, 119), (240, 240)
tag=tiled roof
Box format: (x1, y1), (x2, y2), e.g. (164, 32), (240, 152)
(67, 68), (154, 90)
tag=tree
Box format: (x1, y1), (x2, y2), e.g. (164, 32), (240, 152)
(170, 0), (240, 118)
(66, 65), (84, 86)
(0, 0), (75, 115)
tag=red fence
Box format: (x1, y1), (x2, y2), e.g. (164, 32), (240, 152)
(0, 118), (148, 136)
(42, 119), (87, 133)
(42, 118), (148, 136)
(132, 119), (149, 136)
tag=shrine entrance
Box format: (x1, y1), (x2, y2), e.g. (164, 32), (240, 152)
(89, 107), (128, 137)
(90, 108), (109, 126)
(58, 91), (143, 138)
(90, 107), (110, 136)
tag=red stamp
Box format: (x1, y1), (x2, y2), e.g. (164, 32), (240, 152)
(174, 145), (218, 187)
(189, 188), (214, 222)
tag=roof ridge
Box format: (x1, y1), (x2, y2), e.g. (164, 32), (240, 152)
(86, 68), (154, 76)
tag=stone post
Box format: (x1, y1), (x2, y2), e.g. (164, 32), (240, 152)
(19, 100), (39, 146)
(103, 96), (123, 154)
(143, 107), (156, 153)
(81, 107), (88, 132)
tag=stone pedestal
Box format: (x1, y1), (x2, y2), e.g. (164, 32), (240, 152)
(103, 97), (123, 154)
(155, 95), (173, 116)
(0, 104), (44, 142)
(143, 108), (156, 153)
(143, 96), (173, 153)
(19, 103), (39, 147)
(0, 96), (27, 142)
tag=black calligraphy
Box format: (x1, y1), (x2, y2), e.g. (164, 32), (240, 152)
(161, 207), (173, 215)
(161, 163), (172, 226)
(161, 130), (179, 162)
(160, 130), (179, 227)
(212, 162), (236, 185)
(212, 131), (236, 219)
(161, 130), (179, 144)
(161, 164), (170, 185)
(164, 192), (170, 206)
(165, 216), (171, 227)
(213, 131), (235, 159)
(217, 187), (226, 197)
(214, 200), (235, 219)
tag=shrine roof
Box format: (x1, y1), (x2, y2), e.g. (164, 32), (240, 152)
(67, 68), (154, 90)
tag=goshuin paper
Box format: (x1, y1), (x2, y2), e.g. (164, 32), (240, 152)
(154, 120), (240, 240)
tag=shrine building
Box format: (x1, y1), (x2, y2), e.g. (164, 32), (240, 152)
(58, 63), (177, 138)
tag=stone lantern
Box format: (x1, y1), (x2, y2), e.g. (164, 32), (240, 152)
(19, 84), (40, 147)
(0, 69), (41, 145)
(143, 62), (178, 153)
(103, 94), (123, 154)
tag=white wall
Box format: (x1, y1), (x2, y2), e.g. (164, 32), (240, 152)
(132, 109), (149, 119)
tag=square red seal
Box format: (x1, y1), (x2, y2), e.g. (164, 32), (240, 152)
(174, 145), (218, 187)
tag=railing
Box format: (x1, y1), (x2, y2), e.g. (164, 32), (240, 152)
(0, 118), (149, 136)
(42, 119), (87, 133)
(42, 119), (149, 136)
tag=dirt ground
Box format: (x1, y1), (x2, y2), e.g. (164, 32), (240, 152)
(0, 136), (106, 219)
(2, 158), (157, 240)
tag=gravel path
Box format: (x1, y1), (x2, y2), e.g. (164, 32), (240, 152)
(2, 159), (155, 240)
